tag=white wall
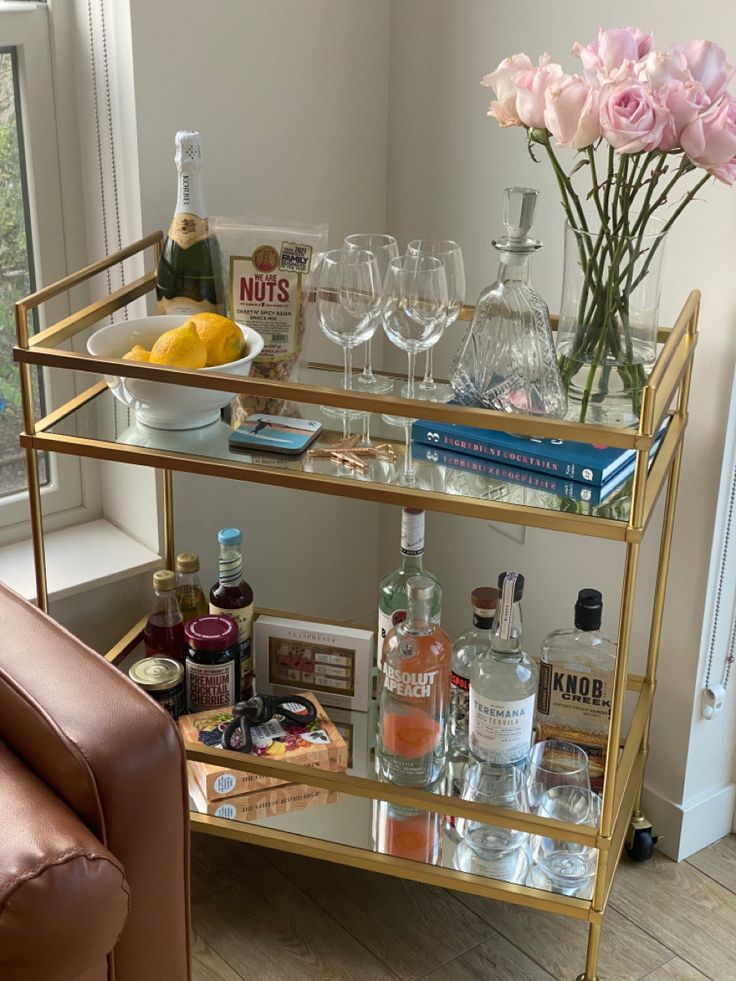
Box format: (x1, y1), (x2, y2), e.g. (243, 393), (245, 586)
(122, 0), (392, 621)
(385, 0), (736, 857)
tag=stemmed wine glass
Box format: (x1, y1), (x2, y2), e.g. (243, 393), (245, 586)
(407, 239), (465, 402)
(344, 234), (399, 395)
(316, 248), (381, 407)
(381, 254), (448, 484)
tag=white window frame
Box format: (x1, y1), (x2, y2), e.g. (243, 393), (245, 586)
(0, 3), (92, 543)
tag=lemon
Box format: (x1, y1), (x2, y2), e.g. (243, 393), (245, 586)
(190, 312), (245, 367)
(149, 321), (207, 369)
(122, 345), (151, 362)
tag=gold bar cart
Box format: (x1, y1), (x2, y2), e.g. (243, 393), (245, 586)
(14, 232), (699, 981)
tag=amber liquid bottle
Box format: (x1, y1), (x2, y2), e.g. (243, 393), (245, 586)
(209, 528), (254, 698)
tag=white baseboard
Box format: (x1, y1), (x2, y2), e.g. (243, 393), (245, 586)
(641, 781), (736, 861)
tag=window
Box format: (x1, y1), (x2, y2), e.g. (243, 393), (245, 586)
(0, 3), (85, 540)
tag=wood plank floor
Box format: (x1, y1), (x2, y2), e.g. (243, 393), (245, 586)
(191, 834), (736, 981)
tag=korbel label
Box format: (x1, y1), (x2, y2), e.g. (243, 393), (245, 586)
(168, 212), (209, 249)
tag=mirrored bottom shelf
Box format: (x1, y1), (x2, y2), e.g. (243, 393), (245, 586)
(187, 703), (595, 902)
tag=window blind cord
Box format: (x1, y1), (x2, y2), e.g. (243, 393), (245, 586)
(702, 454), (736, 709)
(87, 0), (129, 435)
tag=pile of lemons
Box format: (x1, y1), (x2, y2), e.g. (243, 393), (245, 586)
(123, 313), (246, 369)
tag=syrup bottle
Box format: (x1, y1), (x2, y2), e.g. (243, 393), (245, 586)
(209, 528), (254, 698)
(144, 570), (185, 663)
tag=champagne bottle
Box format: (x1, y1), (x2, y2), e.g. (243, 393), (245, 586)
(156, 130), (220, 316)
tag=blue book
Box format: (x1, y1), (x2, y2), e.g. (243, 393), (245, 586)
(411, 418), (661, 486)
(412, 444), (644, 506)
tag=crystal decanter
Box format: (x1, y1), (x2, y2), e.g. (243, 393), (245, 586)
(450, 187), (566, 417)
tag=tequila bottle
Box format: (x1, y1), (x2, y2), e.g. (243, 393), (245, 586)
(450, 187), (566, 417)
(468, 572), (537, 765)
(377, 508), (441, 672)
(537, 588), (616, 793)
(378, 576), (451, 786)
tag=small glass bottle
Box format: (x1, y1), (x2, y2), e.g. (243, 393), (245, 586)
(450, 186), (566, 417)
(449, 586), (498, 763)
(537, 588), (616, 793)
(176, 551), (208, 623)
(209, 528), (254, 699)
(377, 508), (441, 673)
(143, 570), (185, 664)
(378, 575), (451, 786)
(468, 572), (537, 765)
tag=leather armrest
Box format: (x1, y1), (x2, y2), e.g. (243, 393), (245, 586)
(0, 741), (130, 981)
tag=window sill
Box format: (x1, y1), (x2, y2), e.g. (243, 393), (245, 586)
(0, 518), (161, 603)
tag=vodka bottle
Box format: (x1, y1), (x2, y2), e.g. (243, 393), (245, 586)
(156, 130), (219, 316)
(468, 572), (537, 765)
(377, 508), (441, 673)
(537, 588), (616, 793)
(378, 576), (451, 786)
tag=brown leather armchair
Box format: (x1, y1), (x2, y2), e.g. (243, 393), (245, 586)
(0, 582), (191, 981)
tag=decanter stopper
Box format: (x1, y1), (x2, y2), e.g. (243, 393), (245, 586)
(501, 187), (539, 249)
(449, 187), (567, 418)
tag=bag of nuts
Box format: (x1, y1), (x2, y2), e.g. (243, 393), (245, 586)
(212, 216), (328, 423)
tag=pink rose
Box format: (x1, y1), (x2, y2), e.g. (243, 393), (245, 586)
(709, 157), (736, 186)
(573, 27), (654, 76)
(481, 52), (533, 127)
(681, 95), (736, 180)
(544, 74), (601, 148)
(636, 49), (689, 90)
(514, 54), (564, 129)
(599, 80), (670, 152)
(681, 40), (735, 102)
(658, 80), (710, 150)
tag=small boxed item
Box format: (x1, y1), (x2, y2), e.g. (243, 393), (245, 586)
(189, 779), (340, 822)
(179, 692), (347, 802)
(254, 615), (374, 712)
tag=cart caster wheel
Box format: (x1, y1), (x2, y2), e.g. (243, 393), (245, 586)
(625, 810), (660, 862)
(575, 975), (600, 980)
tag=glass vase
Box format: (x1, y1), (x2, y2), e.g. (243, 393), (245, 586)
(556, 219), (667, 428)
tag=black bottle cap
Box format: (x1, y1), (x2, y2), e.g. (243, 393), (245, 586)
(575, 588), (603, 631)
(497, 572), (524, 602)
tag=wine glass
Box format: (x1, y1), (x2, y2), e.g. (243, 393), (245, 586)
(381, 254), (447, 484)
(526, 740), (590, 813)
(344, 233), (399, 395)
(529, 787), (601, 896)
(457, 759), (529, 858)
(381, 254), (448, 400)
(316, 248), (381, 401)
(407, 239), (465, 402)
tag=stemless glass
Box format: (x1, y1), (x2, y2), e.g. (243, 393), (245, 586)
(529, 786), (601, 895)
(457, 759), (529, 858)
(316, 248), (381, 396)
(381, 254), (448, 400)
(527, 740), (590, 813)
(344, 233), (399, 395)
(407, 239), (465, 402)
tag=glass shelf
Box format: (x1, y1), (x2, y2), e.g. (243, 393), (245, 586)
(188, 700), (595, 904)
(38, 365), (647, 540)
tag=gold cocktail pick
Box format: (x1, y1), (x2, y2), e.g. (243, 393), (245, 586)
(307, 434), (398, 471)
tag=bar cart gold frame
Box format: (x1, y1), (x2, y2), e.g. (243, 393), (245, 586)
(14, 231), (699, 981)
